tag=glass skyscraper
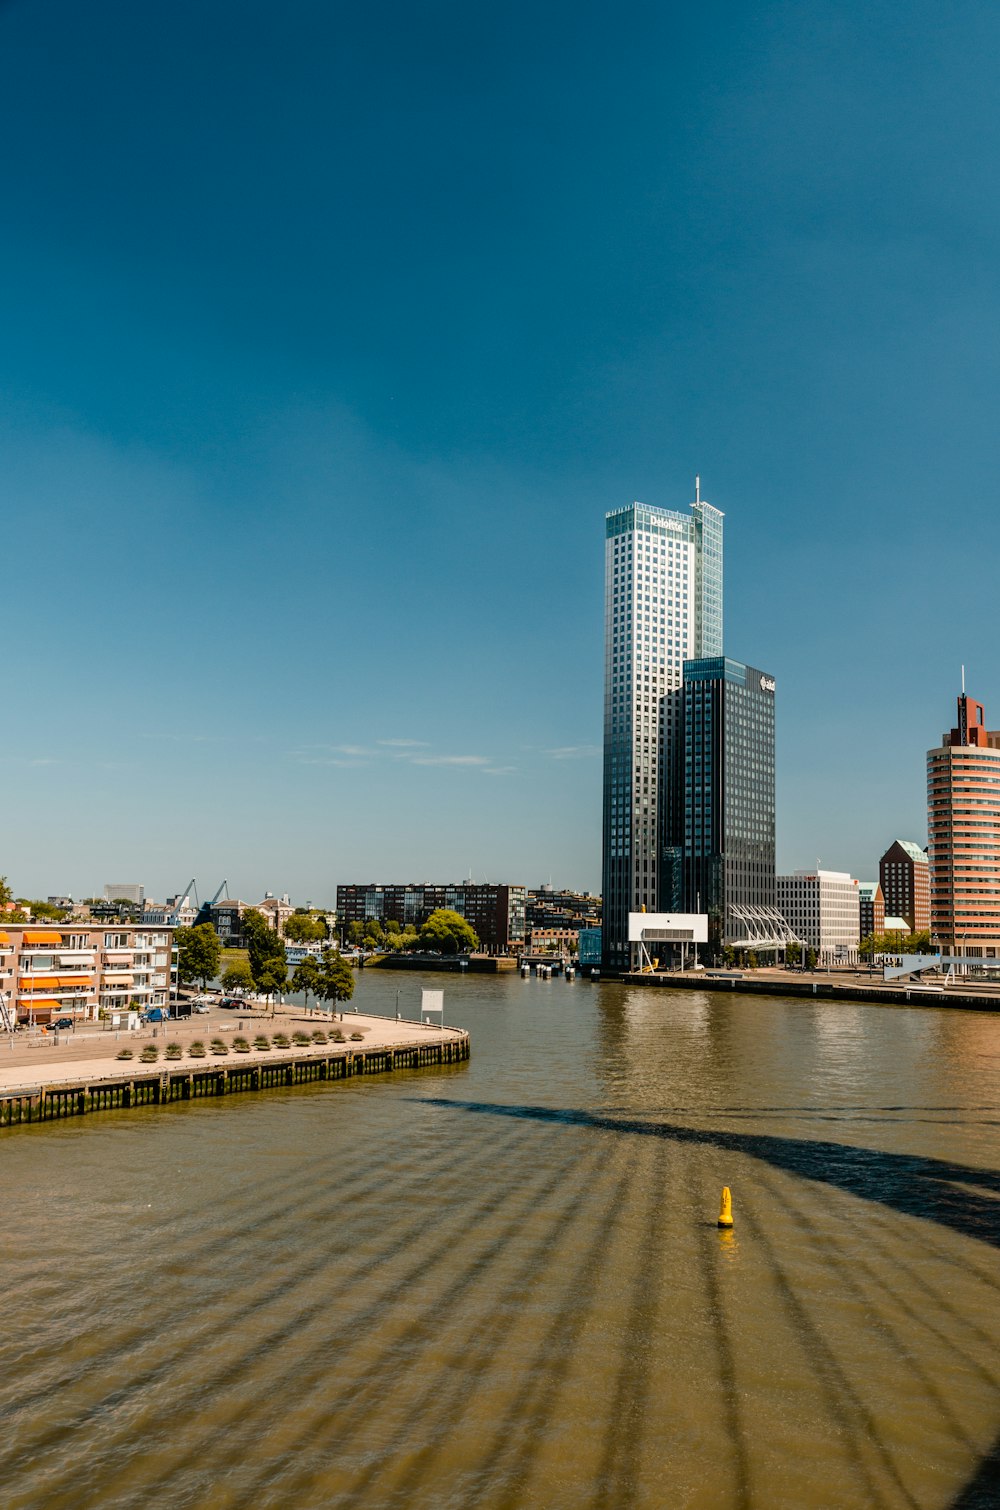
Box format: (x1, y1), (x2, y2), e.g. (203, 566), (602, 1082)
(675, 657), (776, 955)
(601, 483), (724, 972)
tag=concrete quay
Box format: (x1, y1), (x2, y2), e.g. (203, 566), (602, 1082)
(623, 966), (1000, 1011)
(0, 1012), (470, 1129)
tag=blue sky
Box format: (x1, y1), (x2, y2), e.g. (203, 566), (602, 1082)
(3, 0), (999, 902)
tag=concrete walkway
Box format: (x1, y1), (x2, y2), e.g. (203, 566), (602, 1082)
(0, 1013), (463, 1095)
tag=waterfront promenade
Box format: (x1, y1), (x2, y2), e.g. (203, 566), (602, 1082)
(0, 1008), (466, 1106)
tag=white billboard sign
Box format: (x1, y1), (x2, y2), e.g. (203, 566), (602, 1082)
(628, 912), (708, 944)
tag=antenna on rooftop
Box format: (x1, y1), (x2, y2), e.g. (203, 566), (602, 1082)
(962, 664), (966, 694)
(695, 475), (701, 504)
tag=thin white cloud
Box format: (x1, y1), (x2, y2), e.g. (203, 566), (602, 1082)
(481, 766), (517, 776)
(376, 738), (431, 748)
(543, 744), (600, 760)
(411, 754), (491, 767)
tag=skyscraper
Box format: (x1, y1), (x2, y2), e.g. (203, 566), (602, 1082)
(927, 692), (1000, 955)
(601, 482), (723, 971)
(674, 657), (777, 954)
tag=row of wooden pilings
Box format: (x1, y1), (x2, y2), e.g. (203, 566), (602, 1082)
(0, 1035), (470, 1129)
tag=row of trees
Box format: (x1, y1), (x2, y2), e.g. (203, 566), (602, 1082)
(176, 911), (355, 1015)
(345, 909), (479, 955)
(859, 929), (932, 958)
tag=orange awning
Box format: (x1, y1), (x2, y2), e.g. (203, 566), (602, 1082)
(19, 977), (59, 990)
(0, 931), (10, 945)
(22, 998), (59, 1008)
(54, 975), (91, 987)
(23, 931), (61, 945)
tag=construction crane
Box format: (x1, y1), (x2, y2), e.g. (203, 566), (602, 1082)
(194, 880), (229, 928)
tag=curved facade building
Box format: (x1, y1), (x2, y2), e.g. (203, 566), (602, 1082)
(927, 694), (1000, 956)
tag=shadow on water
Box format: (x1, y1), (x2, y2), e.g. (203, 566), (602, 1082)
(417, 1097), (1000, 1510)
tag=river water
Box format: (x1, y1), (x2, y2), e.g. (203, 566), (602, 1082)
(3, 970), (1000, 1509)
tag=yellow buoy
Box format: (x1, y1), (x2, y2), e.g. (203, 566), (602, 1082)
(718, 1186), (733, 1228)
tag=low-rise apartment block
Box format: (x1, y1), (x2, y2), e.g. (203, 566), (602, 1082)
(0, 924), (176, 1025)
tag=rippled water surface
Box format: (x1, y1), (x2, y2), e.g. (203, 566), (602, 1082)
(4, 972), (1000, 1508)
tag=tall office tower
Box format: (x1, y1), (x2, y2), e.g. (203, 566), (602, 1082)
(673, 657), (777, 954)
(601, 482), (723, 972)
(878, 840), (930, 933)
(927, 692), (1000, 955)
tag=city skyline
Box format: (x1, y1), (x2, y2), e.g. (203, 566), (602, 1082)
(4, 1), (1000, 896)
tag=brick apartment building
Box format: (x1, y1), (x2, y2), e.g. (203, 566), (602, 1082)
(857, 882), (885, 940)
(0, 923), (176, 1026)
(336, 882), (527, 953)
(879, 840), (930, 934)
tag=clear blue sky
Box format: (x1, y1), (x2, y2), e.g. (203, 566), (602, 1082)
(3, 0), (999, 903)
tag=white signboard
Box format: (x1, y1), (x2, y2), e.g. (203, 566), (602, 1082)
(628, 912), (708, 944)
(421, 990), (444, 1017)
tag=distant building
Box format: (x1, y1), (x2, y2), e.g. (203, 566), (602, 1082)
(336, 883), (527, 953)
(878, 841), (929, 935)
(525, 888), (601, 930)
(0, 922), (175, 1025)
(47, 896), (73, 910)
(255, 893), (295, 936)
(578, 927), (602, 966)
(857, 882), (885, 940)
(928, 691), (1000, 956)
(526, 927), (579, 956)
(776, 870), (861, 958)
(104, 884), (145, 905)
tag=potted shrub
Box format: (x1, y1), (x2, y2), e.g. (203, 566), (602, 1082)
(189, 1040), (207, 1058)
(165, 1043), (183, 1060)
(116, 1048), (134, 1060)
(139, 1046), (158, 1064)
(253, 1036), (271, 1051)
(210, 1038), (229, 1056)
(233, 1036), (250, 1053)
(273, 1033), (290, 1048)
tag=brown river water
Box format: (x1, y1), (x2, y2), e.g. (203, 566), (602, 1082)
(2, 970), (1000, 1509)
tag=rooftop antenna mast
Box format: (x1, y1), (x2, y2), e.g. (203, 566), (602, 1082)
(962, 664), (966, 694)
(695, 475), (701, 504)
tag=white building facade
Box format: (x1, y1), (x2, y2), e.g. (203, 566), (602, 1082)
(601, 482), (724, 972)
(776, 870), (861, 959)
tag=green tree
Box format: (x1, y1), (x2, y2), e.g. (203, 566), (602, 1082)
(257, 962), (288, 1014)
(291, 955), (321, 1011)
(242, 908), (286, 980)
(746, 950), (759, 970)
(806, 947), (818, 970)
(419, 909), (478, 955)
(785, 942), (801, 966)
(176, 924), (222, 991)
(384, 918), (401, 936)
(21, 900), (68, 921)
(346, 921), (365, 947)
(284, 912), (327, 942)
(221, 959), (255, 995)
(316, 949), (356, 1018)
(363, 920), (385, 950)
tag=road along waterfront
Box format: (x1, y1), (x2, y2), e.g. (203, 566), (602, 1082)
(2, 970), (999, 1508)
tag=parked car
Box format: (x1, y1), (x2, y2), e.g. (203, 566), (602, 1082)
(191, 1002), (211, 1014)
(52, 1018), (75, 1030)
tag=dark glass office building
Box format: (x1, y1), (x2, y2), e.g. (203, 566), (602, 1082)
(672, 657), (776, 954)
